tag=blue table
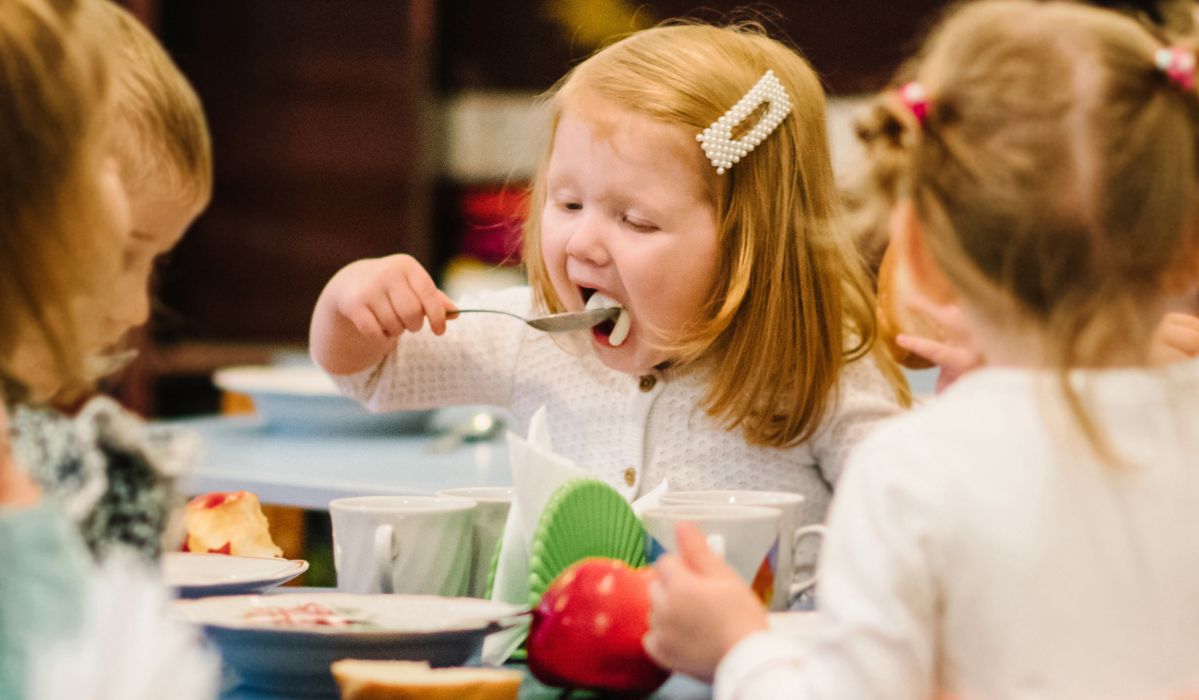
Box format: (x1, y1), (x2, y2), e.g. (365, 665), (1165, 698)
(170, 418), (722, 700)
(170, 415), (512, 509)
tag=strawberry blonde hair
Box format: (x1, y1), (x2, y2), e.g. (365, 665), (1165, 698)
(523, 22), (908, 448)
(0, 0), (117, 402)
(856, 0), (1199, 462)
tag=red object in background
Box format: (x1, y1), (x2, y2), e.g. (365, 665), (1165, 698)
(527, 558), (670, 696)
(458, 187), (527, 266)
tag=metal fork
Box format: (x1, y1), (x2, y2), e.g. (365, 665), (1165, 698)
(447, 307), (619, 332)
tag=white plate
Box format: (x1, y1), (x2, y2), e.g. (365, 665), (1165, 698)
(163, 553), (309, 599)
(174, 593), (526, 695)
(213, 364), (431, 434)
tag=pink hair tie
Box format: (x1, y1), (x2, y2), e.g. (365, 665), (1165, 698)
(1155, 47), (1196, 91)
(898, 82), (929, 126)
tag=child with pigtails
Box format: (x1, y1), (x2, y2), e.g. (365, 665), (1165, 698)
(862, 0), (1199, 386)
(646, 2), (1199, 697)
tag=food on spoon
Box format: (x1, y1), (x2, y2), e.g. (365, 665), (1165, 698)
(331, 660), (522, 700)
(584, 292), (630, 346)
(183, 490), (283, 557)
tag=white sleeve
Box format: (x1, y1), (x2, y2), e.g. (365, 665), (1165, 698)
(810, 353), (905, 485)
(715, 428), (945, 699)
(714, 630), (811, 700)
(328, 286), (533, 412)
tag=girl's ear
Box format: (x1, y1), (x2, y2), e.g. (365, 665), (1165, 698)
(1161, 240), (1199, 300)
(890, 199), (955, 306)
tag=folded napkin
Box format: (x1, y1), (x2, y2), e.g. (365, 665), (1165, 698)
(489, 406), (589, 611)
(482, 406), (668, 665)
(631, 477), (669, 518)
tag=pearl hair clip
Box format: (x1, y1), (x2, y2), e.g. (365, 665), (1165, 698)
(697, 69), (792, 175)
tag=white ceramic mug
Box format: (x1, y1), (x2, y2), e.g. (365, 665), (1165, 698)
(641, 504), (781, 605)
(436, 486), (513, 598)
(329, 495), (475, 596)
(661, 490), (825, 610)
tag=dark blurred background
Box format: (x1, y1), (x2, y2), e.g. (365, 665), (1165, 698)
(112, 0), (952, 417)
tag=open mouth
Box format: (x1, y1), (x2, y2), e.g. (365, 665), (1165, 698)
(581, 288), (630, 346)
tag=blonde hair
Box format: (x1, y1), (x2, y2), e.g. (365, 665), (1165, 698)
(523, 22), (908, 448)
(103, 0), (212, 206)
(846, 0), (1199, 278)
(0, 0), (117, 402)
(1083, 0), (1199, 36)
(857, 0), (1199, 461)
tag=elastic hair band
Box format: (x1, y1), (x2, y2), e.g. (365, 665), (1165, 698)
(697, 70), (792, 175)
(1155, 47), (1196, 91)
(898, 82), (929, 126)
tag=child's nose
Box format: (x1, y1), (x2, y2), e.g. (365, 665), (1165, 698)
(564, 213), (611, 266)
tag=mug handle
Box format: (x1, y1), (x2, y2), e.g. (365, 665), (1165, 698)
(789, 524), (826, 598)
(374, 524), (395, 594)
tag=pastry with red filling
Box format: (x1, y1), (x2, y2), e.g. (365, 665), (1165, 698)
(183, 490), (282, 557)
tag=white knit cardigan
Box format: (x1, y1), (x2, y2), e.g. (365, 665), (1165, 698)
(330, 286), (904, 576)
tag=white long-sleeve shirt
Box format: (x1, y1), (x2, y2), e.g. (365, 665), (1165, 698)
(330, 286), (903, 575)
(716, 359), (1199, 700)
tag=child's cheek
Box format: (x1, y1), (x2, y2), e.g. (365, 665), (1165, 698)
(97, 158), (132, 276)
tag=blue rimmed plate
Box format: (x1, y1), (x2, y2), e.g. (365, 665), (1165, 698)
(173, 593), (527, 696)
(163, 553), (308, 599)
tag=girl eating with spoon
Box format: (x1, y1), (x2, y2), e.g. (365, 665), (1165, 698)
(310, 21), (908, 584)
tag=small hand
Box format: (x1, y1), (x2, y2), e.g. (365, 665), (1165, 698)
(895, 301), (983, 393)
(332, 254), (457, 339)
(1149, 312), (1199, 367)
(643, 522), (768, 682)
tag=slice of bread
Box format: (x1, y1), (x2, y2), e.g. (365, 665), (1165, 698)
(331, 660), (522, 700)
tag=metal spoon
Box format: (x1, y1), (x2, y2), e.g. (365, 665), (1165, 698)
(447, 307), (619, 332)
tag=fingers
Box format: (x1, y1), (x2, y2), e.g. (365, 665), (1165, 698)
(1163, 313), (1199, 352)
(385, 282), (429, 335)
(675, 522), (725, 575)
(403, 267), (452, 336)
(642, 629), (666, 665)
(337, 255), (455, 339)
(439, 291), (459, 329)
(645, 563), (693, 672)
(896, 333), (982, 376)
(345, 304), (387, 339)
(645, 551), (751, 683)
(904, 295), (963, 330)
(1151, 312), (1199, 366)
